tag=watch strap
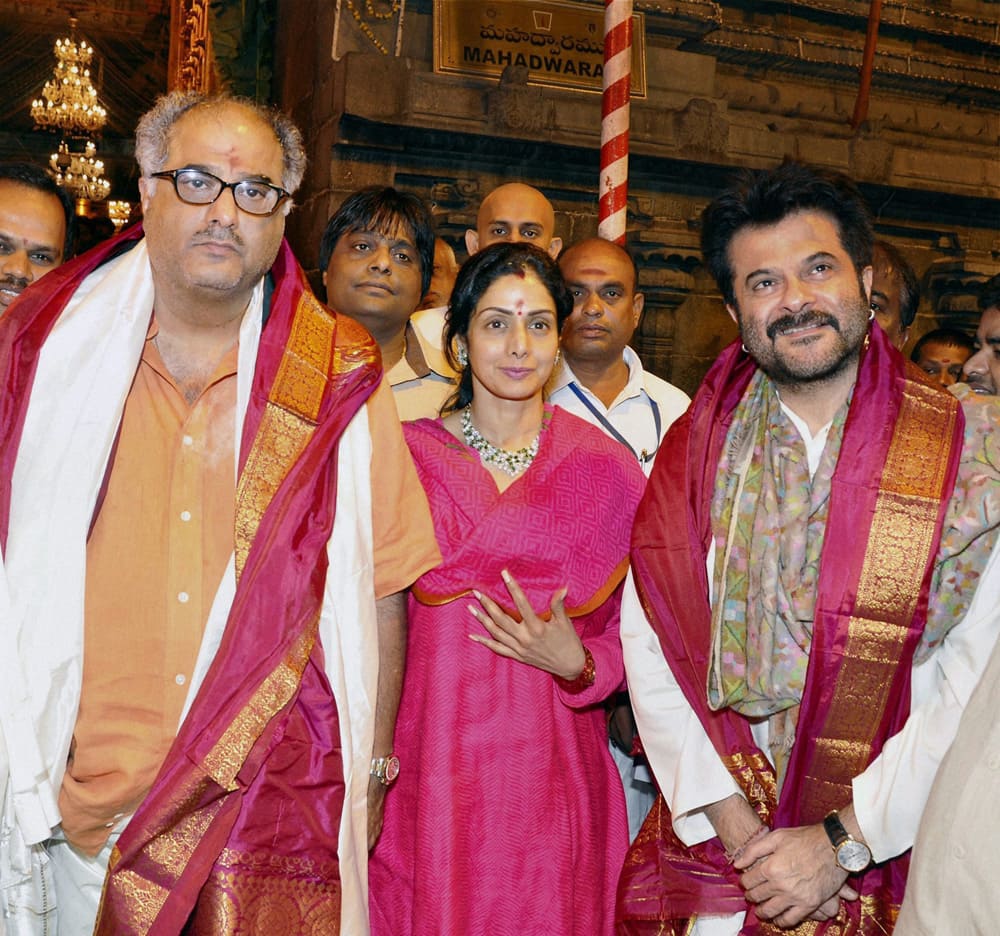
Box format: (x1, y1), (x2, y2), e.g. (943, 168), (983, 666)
(823, 810), (849, 848)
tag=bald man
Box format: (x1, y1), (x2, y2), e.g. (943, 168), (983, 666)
(465, 181), (562, 259)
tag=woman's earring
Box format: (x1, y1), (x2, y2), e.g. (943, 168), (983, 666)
(457, 344), (468, 367)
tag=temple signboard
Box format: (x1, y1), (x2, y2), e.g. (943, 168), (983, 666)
(433, 0), (646, 98)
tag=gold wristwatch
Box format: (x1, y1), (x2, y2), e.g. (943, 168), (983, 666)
(823, 810), (872, 873)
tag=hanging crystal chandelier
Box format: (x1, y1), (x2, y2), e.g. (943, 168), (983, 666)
(107, 200), (132, 231)
(50, 140), (111, 202)
(30, 18), (112, 203)
(30, 19), (108, 136)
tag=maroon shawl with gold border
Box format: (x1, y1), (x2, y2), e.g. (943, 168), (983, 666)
(617, 325), (963, 935)
(0, 228), (381, 934)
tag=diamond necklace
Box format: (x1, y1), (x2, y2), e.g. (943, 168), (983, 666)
(461, 406), (541, 476)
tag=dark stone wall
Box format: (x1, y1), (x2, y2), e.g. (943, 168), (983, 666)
(275, 0), (1000, 396)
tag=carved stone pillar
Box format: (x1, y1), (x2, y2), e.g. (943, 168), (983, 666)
(169, 0), (215, 92)
(924, 259), (998, 335)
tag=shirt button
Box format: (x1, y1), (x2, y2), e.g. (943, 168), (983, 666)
(175, 674), (187, 686)
(180, 510), (192, 522)
(177, 591), (190, 604)
(954, 844), (966, 860)
(988, 753), (1000, 770)
(182, 435), (193, 447)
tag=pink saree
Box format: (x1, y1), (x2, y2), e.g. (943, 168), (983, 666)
(369, 406), (645, 935)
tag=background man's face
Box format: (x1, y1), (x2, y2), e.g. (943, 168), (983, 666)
(963, 306), (1000, 395)
(322, 222), (423, 337)
(139, 103), (287, 303)
(559, 239), (642, 368)
(912, 340), (970, 388)
(466, 183), (562, 258)
(0, 179), (66, 314)
(726, 210), (872, 387)
(419, 237), (459, 310)
(870, 253), (909, 350)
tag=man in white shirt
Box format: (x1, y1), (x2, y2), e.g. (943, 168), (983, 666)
(618, 162), (1000, 934)
(552, 237), (689, 476)
(321, 186), (455, 420)
(962, 272), (1000, 396)
(549, 237), (689, 842)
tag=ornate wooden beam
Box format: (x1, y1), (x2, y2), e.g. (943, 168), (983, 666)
(169, 0), (214, 92)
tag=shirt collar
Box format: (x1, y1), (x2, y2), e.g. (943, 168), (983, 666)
(549, 346), (645, 407)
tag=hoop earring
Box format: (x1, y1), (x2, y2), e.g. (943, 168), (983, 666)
(868, 307), (876, 322)
(741, 343), (749, 354)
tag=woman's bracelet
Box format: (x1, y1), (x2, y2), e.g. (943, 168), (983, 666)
(555, 646), (595, 693)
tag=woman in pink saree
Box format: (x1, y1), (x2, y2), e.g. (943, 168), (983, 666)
(368, 243), (645, 935)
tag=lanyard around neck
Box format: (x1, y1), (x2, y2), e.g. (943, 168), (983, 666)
(567, 381), (662, 465)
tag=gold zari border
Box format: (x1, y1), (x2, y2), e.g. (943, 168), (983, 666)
(721, 749), (778, 825)
(187, 848), (340, 936)
(200, 620), (317, 790)
(234, 295), (336, 578)
(808, 379), (958, 815)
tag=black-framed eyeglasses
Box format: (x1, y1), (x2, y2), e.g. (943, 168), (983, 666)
(150, 168), (290, 216)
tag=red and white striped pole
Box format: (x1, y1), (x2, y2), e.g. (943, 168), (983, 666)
(598, 0), (633, 244)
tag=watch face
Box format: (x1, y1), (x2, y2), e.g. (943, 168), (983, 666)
(836, 839), (872, 873)
(385, 755), (400, 783)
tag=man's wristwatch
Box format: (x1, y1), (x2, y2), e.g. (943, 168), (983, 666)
(823, 810), (872, 873)
(370, 753), (400, 787)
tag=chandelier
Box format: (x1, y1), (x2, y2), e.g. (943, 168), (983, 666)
(108, 200), (132, 231)
(30, 20), (108, 136)
(30, 18), (112, 203)
(50, 140), (111, 202)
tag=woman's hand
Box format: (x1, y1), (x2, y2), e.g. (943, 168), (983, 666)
(468, 569), (586, 679)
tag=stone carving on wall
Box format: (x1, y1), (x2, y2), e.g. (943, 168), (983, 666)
(486, 64), (553, 135)
(849, 131), (895, 184)
(170, 0), (213, 92)
(674, 99), (728, 157)
(426, 180), (483, 212)
(924, 259), (997, 334)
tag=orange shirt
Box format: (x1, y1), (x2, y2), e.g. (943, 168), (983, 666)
(59, 320), (438, 854)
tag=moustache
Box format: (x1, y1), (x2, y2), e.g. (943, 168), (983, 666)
(192, 227), (243, 248)
(0, 274), (28, 290)
(766, 310), (839, 341)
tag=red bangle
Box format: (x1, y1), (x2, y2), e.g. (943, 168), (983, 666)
(556, 646), (595, 693)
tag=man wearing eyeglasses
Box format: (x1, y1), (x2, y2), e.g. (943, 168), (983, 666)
(0, 91), (439, 935)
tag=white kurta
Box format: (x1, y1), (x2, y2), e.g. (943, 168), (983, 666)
(894, 610), (1000, 934)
